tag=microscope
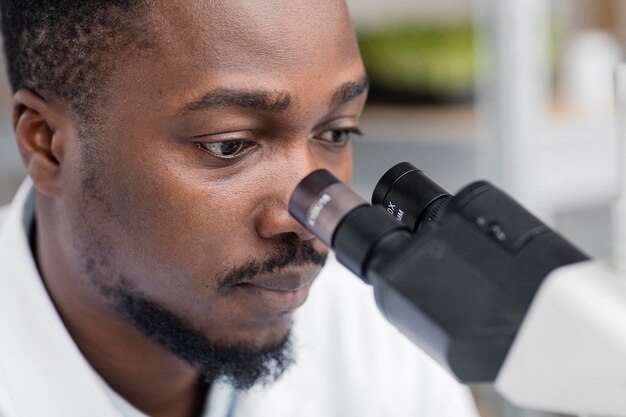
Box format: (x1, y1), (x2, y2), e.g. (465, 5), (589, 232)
(288, 162), (626, 417)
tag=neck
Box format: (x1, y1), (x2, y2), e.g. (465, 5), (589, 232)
(33, 200), (206, 417)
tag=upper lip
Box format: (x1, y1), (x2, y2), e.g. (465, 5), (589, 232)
(240, 269), (319, 292)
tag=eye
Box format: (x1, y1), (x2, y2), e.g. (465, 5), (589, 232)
(315, 127), (363, 148)
(197, 140), (256, 159)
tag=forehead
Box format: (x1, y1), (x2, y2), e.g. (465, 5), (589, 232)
(94, 0), (365, 134)
(149, 0), (359, 75)
(102, 0), (363, 121)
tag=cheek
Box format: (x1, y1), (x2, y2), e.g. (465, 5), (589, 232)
(319, 142), (353, 184)
(79, 143), (258, 295)
(124, 171), (256, 276)
(339, 144), (353, 183)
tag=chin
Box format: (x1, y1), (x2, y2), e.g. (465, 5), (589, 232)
(224, 314), (294, 351)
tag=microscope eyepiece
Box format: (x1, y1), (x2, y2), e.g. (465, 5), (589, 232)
(288, 169), (368, 247)
(372, 162), (451, 231)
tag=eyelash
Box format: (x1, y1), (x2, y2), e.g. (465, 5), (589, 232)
(314, 127), (363, 147)
(196, 127), (363, 160)
(197, 140), (256, 160)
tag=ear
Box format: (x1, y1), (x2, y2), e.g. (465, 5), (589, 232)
(13, 89), (66, 196)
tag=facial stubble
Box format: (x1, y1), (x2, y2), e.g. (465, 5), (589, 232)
(74, 174), (327, 390)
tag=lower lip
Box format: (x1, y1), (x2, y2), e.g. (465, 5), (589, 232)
(234, 282), (313, 314)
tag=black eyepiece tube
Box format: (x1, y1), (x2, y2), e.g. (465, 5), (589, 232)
(288, 169), (368, 247)
(372, 162), (451, 231)
(289, 169), (411, 279)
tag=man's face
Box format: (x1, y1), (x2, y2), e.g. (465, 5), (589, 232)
(55, 0), (366, 382)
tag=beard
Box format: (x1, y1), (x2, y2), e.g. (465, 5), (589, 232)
(105, 279), (295, 390)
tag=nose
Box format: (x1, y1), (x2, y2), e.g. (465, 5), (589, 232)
(255, 200), (317, 241)
(253, 152), (324, 243)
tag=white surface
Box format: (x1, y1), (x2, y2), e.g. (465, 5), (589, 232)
(496, 260), (626, 416)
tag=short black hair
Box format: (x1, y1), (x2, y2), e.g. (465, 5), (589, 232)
(0, 0), (153, 120)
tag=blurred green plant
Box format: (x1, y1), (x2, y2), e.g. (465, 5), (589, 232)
(357, 22), (476, 104)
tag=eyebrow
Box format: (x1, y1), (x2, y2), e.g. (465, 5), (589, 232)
(180, 89), (292, 114)
(330, 75), (370, 107)
(179, 74), (369, 115)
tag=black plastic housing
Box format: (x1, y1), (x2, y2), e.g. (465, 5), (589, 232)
(332, 180), (589, 382)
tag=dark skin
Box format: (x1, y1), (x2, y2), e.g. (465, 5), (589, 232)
(12, 1), (367, 416)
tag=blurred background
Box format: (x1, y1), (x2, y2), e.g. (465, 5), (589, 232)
(347, 1), (622, 416)
(0, 0), (624, 416)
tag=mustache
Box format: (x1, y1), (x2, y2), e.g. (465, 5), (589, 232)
(217, 239), (327, 293)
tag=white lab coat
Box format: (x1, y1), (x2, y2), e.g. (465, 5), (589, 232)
(0, 179), (479, 417)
